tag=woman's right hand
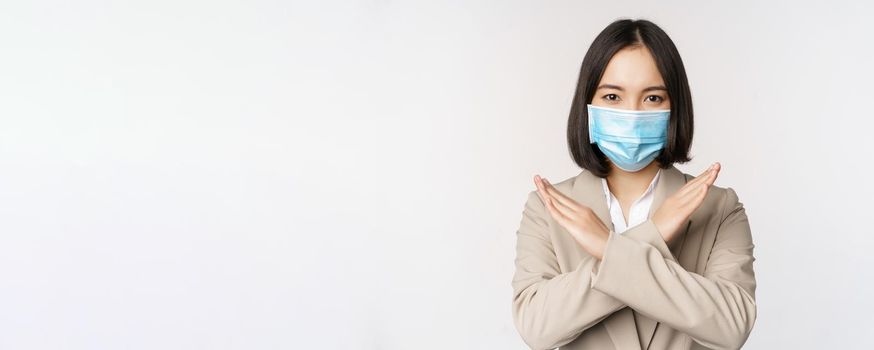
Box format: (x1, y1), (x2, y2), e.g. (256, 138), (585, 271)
(651, 162), (721, 244)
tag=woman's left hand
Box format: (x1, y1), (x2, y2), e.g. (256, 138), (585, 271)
(534, 175), (611, 260)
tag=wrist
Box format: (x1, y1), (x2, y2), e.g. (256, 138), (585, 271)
(591, 230), (608, 261)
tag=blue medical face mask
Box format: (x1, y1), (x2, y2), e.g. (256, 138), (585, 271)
(587, 104), (671, 172)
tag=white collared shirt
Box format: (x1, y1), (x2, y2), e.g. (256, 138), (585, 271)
(600, 169), (661, 234)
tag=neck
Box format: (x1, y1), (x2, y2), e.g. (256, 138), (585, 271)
(604, 161), (662, 201)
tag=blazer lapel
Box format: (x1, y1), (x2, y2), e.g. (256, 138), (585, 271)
(571, 164), (691, 350)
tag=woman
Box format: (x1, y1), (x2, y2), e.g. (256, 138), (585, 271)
(511, 19), (757, 350)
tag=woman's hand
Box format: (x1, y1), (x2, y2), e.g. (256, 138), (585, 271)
(651, 162), (721, 244)
(534, 175), (611, 260)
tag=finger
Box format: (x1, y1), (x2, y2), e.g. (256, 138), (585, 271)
(679, 167), (721, 208)
(698, 162), (718, 177)
(533, 175), (548, 204)
(678, 173), (714, 201)
(539, 179), (579, 219)
(687, 163), (719, 186)
(696, 164), (721, 198)
(678, 164), (719, 197)
(705, 163), (721, 186)
(686, 182), (712, 210)
(543, 193), (573, 225)
(545, 197), (583, 241)
(681, 163), (721, 198)
(535, 175), (572, 215)
(680, 164), (716, 190)
(540, 177), (584, 211)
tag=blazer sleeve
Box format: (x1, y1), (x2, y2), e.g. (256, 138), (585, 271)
(589, 187), (757, 350)
(511, 190), (627, 350)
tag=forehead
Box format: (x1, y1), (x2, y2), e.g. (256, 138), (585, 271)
(598, 46), (665, 88)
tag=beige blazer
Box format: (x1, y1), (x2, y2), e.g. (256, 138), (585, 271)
(511, 165), (757, 350)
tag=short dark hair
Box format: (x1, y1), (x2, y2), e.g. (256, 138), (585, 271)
(567, 18), (694, 178)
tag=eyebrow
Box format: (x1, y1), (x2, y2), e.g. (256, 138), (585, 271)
(597, 84), (668, 93)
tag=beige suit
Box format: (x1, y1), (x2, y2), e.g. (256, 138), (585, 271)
(511, 165), (757, 350)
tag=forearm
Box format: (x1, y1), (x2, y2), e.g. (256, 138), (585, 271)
(590, 226), (756, 350)
(513, 256), (626, 350)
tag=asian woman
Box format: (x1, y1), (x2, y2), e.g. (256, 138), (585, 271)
(511, 19), (757, 350)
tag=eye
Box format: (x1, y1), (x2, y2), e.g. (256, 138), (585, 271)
(646, 95), (665, 103)
(602, 94), (620, 102)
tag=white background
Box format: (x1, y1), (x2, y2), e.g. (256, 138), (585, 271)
(1, 0), (872, 349)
